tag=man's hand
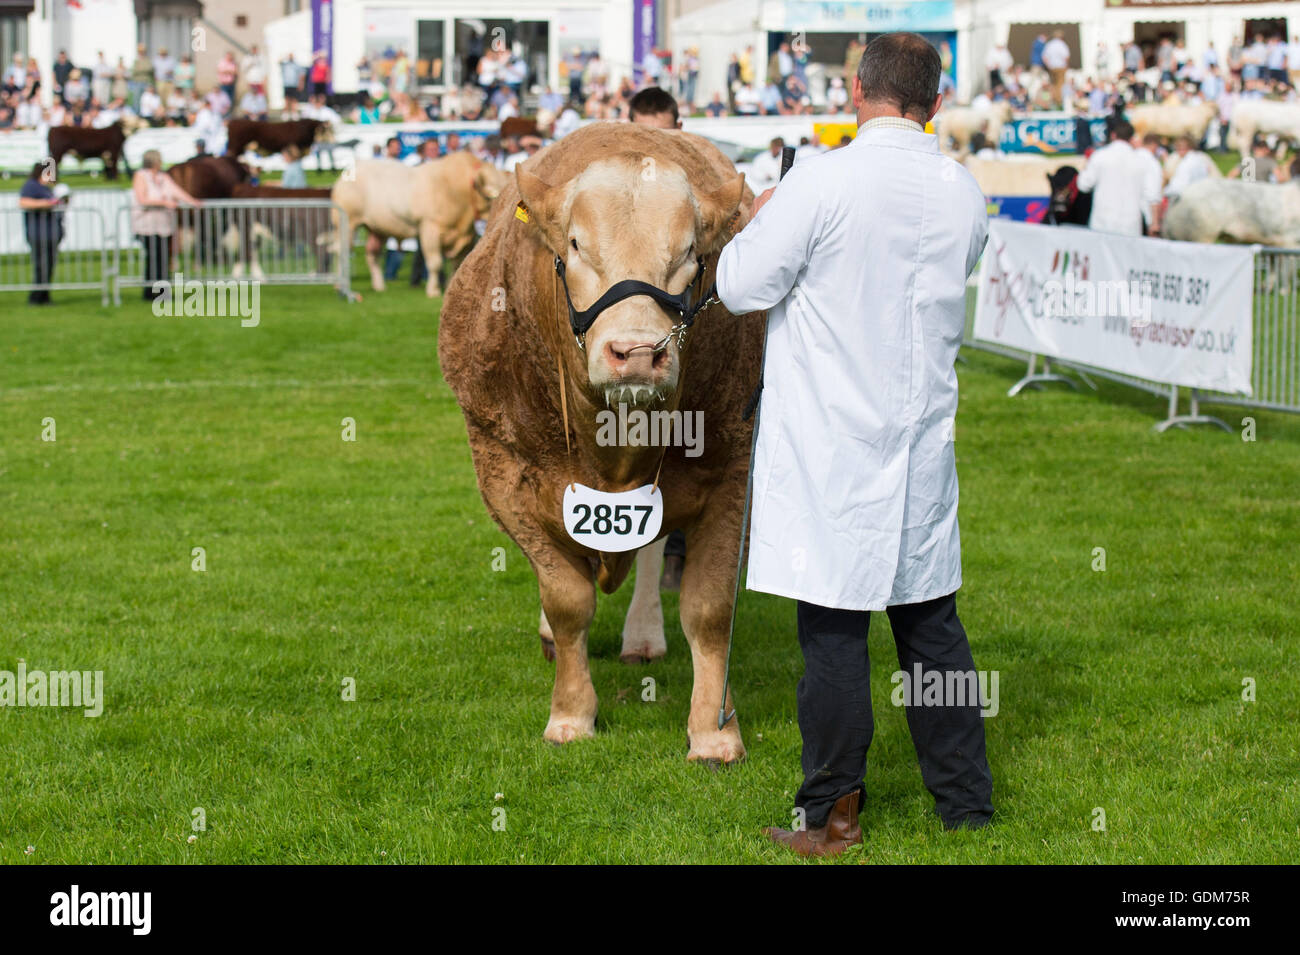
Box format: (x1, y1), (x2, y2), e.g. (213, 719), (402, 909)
(752, 187), (775, 218)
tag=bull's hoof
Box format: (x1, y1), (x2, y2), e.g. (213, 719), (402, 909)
(619, 646), (666, 665)
(539, 635), (556, 662)
(687, 731), (746, 766)
(543, 716), (596, 745)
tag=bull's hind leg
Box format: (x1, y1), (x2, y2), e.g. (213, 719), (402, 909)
(418, 221), (444, 298)
(620, 538), (668, 664)
(365, 232), (386, 291)
(534, 550), (599, 744)
(678, 472), (748, 765)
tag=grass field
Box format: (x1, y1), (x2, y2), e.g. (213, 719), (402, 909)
(1, 279), (1297, 865)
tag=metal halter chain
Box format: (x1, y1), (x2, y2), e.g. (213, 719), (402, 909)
(553, 254), (718, 352)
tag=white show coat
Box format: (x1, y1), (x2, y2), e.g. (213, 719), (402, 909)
(1075, 139), (1161, 235)
(717, 124), (988, 611)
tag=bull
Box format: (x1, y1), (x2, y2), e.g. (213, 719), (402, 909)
(439, 123), (760, 762)
(332, 151), (508, 297)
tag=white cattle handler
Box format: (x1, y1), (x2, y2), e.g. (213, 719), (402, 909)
(716, 32), (996, 858)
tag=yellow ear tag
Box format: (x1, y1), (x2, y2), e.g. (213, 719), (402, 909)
(515, 202), (530, 223)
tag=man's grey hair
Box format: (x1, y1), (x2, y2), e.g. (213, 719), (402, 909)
(856, 32), (942, 122)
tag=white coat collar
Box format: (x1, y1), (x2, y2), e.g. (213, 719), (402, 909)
(852, 123), (940, 153)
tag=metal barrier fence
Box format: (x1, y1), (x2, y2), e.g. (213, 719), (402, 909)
(0, 206), (111, 305)
(0, 189), (131, 254)
(964, 246), (1300, 429)
(0, 198), (351, 305)
(112, 200), (351, 304)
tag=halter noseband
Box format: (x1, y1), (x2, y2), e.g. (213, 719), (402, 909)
(553, 254), (719, 352)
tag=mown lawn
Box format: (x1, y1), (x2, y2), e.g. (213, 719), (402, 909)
(1, 280), (1296, 864)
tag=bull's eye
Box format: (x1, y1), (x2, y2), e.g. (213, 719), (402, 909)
(570, 238), (578, 251)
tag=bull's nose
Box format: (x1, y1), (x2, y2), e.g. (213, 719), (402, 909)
(604, 340), (668, 380)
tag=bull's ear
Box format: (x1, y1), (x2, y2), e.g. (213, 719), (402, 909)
(515, 167), (566, 252)
(697, 172), (747, 252)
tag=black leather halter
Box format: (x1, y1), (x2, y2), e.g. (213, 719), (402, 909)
(553, 254), (718, 351)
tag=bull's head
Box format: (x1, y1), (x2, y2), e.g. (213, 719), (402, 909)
(517, 155), (744, 409)
(473, 162), (509, 213)
(313, 121), (335, 144)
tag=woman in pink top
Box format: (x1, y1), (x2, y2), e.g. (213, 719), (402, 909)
(132, 149), (202, 301)
(217, 51), (238, 104)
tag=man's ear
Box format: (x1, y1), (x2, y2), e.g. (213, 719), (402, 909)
(515, 166), (567, 252)
(697, 171), (747, 251)
(927, 92), (943, 123)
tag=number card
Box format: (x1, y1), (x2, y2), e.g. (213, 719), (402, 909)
(562, 483), (664, 552)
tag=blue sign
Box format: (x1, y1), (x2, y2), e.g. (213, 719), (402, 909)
(1000, 117), (1108, 154)
(779, 1), (956, 33)
(396, 128), (491, 158)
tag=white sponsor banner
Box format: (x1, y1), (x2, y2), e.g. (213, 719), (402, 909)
(974, 220), (1254, 395)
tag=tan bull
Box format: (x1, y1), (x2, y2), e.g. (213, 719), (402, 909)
(439, 123), (763, 762)
(331, 151), (508, 297)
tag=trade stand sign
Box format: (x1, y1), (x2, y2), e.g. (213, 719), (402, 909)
(764, 0), (956, 33)
(396, 128), (491, 158)
(1000, 117), (1109, 154)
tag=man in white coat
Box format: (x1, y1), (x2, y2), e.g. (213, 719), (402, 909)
(1075, 120), (1163, 235)
(717, 32), (994, 857)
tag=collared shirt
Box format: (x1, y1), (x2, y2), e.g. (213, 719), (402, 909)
(858, 115), (923, 134)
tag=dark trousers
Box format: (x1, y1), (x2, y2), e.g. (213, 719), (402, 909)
(140, 234), (170, 301)
(27, 236), (58, 303)
(409, 239), (427, 286)
(794, 592), (994, 830)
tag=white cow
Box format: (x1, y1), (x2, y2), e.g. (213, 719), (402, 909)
(1228, 99), (1300, 155)
(962, 154), (1086, 197)
(1128, 101), (1218, 142)
(936, 101), (1014, 155)
(1163, 178), (1300, 245)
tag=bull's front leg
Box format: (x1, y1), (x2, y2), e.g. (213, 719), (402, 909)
(365, 232), (386, 291)
(418, 221), (444, 298)
(679, 471), (747, 765)
(535, 549), (599, 744)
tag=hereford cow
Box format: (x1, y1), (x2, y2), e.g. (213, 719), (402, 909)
(1163, 177), (1300, 245)
(226, 184), (336, 279)
(439, 123), (761, 761)
(48, 118), (144, 180)
(225, 118), (330, 157)
(167, 155), (251, 266)
(167, 154), (251, 198)
(331, 151), (508, 297)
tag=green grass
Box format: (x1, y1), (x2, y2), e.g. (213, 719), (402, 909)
(1, 282), (1297, 865)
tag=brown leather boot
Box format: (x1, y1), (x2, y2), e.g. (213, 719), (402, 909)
(763, 791), (863, 858)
